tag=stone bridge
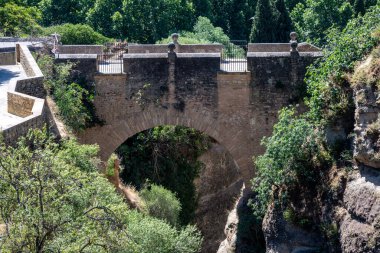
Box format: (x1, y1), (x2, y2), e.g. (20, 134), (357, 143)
(56, 42), (322, 184)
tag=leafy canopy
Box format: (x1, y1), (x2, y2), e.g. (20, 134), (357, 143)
(0, 2), (41, 36)
(43, 23), (109, 45)
(0, 129), (203, 253)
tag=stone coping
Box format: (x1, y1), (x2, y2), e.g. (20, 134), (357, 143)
(57, 45), (103, 54)
(55, 54), (98, 59)
(247, 51), (323, 58)
(19, 44), (43, 77)
(248, 42), (321, 52)
(124, 53), (168, 59)
(124, 53), (220, 59)
(177, 53), (220, 58)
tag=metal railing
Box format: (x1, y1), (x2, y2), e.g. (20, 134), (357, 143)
(221, 40), (248, 72)
(97, 42), (127, 74)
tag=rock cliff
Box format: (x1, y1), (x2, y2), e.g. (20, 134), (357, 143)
(259, 47), (380, 253)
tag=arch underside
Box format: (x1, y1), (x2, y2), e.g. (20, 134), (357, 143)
(78, 106), (255, 184)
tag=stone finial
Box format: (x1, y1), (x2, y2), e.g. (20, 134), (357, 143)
(171, 33), (179, 44)
(290, 32), (298, 52)
(168, 42), (176, 53)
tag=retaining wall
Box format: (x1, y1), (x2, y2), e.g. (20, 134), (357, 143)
(3, 44), (47, 146)
(57, 45), (103, 54)
(0, 52), (15, 65)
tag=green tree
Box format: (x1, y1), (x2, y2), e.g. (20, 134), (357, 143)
(43, 23), (109, 45)
(306, 4), (380, 123)
(0, 129), (203, 253)
(140, 184), (182, 227)
(193, 0), (213, 19)
(290, 0), (350, 45)
(274, 0), (292, 42)
(0, 2), (41, 36)
(228, 0), (249, 39)
(122, 0), (195, 43)
(354, 0), (365, 15)
(39, 0), (94, 26)
(284, 0), (304, 10)
(251, 108), (330, 218)
(86, 0), (122, 38)
(250, 0), (276, 42)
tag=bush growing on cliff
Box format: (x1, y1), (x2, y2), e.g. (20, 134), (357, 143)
(36, 54), (95, 131)
(0, 129), (203, 253)
(251, 108), (330, 218)
(140, 184), (182, 227)
(306, 4), (380, 124)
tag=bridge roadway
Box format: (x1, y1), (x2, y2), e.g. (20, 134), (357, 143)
(0, 65), (26, 130)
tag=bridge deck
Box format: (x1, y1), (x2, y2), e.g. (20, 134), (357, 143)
(0, 65), (26, 130)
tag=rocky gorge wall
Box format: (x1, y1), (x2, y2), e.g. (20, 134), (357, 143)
(258, 47), (380, 253)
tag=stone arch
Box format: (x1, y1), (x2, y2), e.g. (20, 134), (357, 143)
(77, 106), (252, 182)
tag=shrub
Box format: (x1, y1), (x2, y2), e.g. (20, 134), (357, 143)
(140, 184), (181, 227)
(126, 212), (202, 253)
(251, 108), (330, 218)
(43, 23), (110, 44)
(157, 16), (230, 46)
(37, 54), (94, 131)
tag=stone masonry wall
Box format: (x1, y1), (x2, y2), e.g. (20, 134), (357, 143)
(2, 108), (46, 145)
(57, 45), (103, 54)
(16, 44), (45, 98)
(55, 55), (98, 83)
(3, 44), (48, 146)
(0, 52), (15, 65)
(7, 92), (35, 117)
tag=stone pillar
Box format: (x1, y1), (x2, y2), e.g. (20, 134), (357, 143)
(168, 42), (177, 107)
(290, 32), (300, 86)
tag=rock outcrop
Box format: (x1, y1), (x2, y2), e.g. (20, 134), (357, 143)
(195, 142), (244, 253)
(262, 203), (324, 253)
(339, 51), (380, 252)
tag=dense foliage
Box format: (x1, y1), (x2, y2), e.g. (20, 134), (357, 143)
(36, 54), (97, 131)
(0, 129), (202, 253)
(0, 2), (41, 36)
(291, 0), (378, 45)
(117, 126), (210, 225)
(157, 17), (230, 46)
(140, 184), (182, 227)
(306, 4), (380, 123)
(2, 0), (377, 43)
(43, 24), (109, 45)
(251, 108), (330, 217)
